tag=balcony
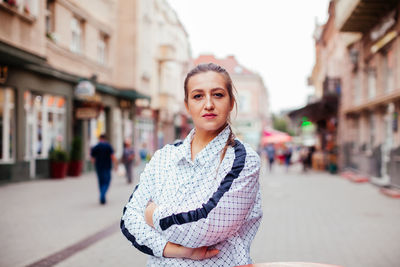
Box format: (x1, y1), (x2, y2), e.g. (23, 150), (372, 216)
(0, 0), (36, 23)
(338, 0), (399, 33)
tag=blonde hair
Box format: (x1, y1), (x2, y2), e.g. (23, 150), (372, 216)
(184, 63), (238, 177)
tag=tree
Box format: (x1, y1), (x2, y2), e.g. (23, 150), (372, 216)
(272, 114), (294, 136)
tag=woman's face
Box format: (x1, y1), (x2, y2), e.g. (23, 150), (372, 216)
(185, 71), (233, 135)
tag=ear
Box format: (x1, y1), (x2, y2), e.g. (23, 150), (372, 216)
(229, 99), (234, 111)
(184, 101), (189, 112)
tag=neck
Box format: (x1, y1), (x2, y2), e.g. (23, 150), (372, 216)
(191, 124), (228, 160)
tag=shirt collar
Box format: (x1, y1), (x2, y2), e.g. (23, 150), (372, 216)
(174, 125), (231, 165)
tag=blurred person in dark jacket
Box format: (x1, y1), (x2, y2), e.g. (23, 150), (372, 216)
(264, 143), (275, 172)
(91, 134), (116, 204)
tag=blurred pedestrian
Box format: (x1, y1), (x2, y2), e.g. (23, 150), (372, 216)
(139, 143), (148, 163)
(264, 143), (275, 172)
(284, 145), (292, 172)
(300, 146), (314, 172)
(121, 63), (262, 266)
(91, 134), (116, 205)
(121, 140), (135, 184)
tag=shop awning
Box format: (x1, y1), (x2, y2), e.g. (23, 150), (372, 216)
(288, 95), (338, 122)
(118, 89), (151, 100)
(96, 84), (150, 101)
(0, 40), (46, 66)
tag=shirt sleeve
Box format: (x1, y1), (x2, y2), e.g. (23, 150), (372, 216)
(120, 150), (168, 257)
(152, 145), (261, 248)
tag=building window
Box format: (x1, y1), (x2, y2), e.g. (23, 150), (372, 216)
(24, 92), (66, 159)
(238, 91), (251, 113)
(354, 72), (361, 105)
(367, 68), (376, 100)
(70, 17), (83, 53)
(7, 0), (39, 16)
(45, 0), (54, 35)
(369, 113), (375, 150)
(97, 33), (108, 65)
(383, 50), (394, 93)
(0, 88), (15, 163)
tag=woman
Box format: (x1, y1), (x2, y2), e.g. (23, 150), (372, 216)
(121, 63), (262, 266)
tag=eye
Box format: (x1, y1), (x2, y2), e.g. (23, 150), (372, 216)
(214, 92), (224, 98)
(193, 94), (203, 99)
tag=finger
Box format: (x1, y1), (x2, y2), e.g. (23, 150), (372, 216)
(204, 249), (219, 259)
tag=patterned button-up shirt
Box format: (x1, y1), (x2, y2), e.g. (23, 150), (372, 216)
(121, 126), (262, 266)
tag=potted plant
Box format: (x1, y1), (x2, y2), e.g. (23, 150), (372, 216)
(68, 136), (83, 177)
(49, 147), (69, 178)
(4, 0), (17, 7)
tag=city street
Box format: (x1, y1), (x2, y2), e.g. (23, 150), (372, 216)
(1, 162), (399, 267)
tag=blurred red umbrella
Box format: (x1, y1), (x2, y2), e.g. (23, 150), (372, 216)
(261, 130), (292, 145)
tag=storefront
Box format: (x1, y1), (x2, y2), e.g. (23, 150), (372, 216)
(0, 65), (74, 181)
(74, 83), (149, 172)
(289, 91), (339, 172)
(134, 106), (157, 157)
(0, 43), (150, 181)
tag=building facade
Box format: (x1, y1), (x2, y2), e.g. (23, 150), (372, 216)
(336, 0), (400, 187)
(0, 0), (190, 181)
(132, 0), (191, 151)
(289, 1), (361, 172)
(0, 0), (140, 180)
(194, 55), (270, 150)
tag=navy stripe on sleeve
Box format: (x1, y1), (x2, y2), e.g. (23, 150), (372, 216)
(159, 140), (246, 231)
(120, 188), (155, 256)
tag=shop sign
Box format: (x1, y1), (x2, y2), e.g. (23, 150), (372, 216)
(137, 108), (154, 118)
(371, 31), (398, 54)
(119, 99), (131, 109)
(0, 65), (8, 84)
(75, 80), (95, 99)
(75, 107), (98, 119)
(370, 11), (396, 41)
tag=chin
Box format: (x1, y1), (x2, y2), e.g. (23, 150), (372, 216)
(197, 122), (227, 133)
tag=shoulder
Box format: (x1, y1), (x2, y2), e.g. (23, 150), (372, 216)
(245, 143), (260, 164)
(149, 144), (177, 162)
(235, 140), (260, 168)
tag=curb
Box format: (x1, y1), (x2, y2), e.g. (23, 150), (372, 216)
(380, 188), (400, 199)
(340, 171), (369, 183)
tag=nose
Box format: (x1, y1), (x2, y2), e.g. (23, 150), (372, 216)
(204, 95), (214, 110)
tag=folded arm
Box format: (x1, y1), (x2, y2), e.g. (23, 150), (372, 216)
(121, 150), (168, 257)
(122, 149), (221, 260)
(151, 144), (260, 248)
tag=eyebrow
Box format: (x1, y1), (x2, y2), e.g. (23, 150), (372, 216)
(190, 88), (226, 94)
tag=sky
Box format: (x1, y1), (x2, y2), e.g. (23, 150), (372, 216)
(166, 0), (331, 114)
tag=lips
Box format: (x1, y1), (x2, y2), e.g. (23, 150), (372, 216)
(202, 113), (217, 119)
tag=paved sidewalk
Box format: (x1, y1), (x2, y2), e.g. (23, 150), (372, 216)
(252, 163), (400, 267)
(0, 168), (145, 267)
(1, 162), (400, 267)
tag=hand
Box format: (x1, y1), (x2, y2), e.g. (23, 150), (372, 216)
(183, 246), (220, 260)
(163, 242), (219, 260)
(144, 201), (157, 228)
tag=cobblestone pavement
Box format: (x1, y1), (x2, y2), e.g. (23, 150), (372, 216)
(252, 163), (400, 267)
(1, 162), (399, 267)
